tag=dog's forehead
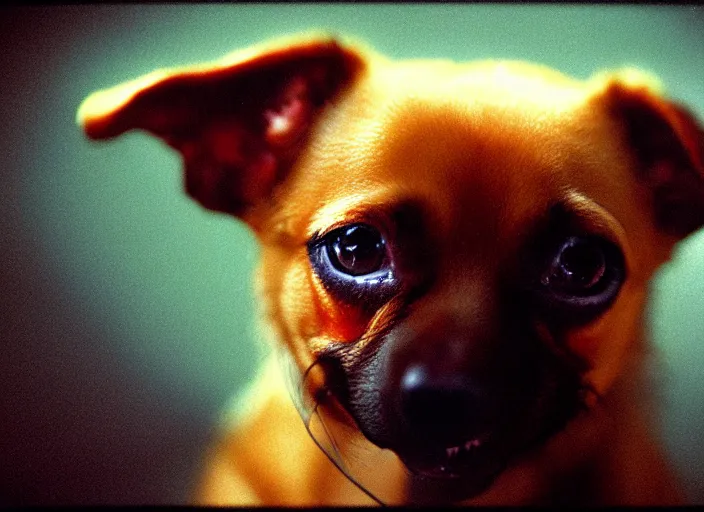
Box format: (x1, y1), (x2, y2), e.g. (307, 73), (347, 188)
(338, 59), (602, 185)
(276, 61), (625, 238)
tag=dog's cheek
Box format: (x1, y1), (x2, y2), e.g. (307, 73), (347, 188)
(275, 255), (371, 347)
(276, 262), (318, 338)
(307, 272), (373, 343)
(566, 282), (648, 395)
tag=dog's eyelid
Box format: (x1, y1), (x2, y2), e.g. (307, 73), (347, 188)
(310, 217), (382, 243)
(549, 192), (630, 257)
(306, 206), (409, 250)
(304, 189), (429, 242)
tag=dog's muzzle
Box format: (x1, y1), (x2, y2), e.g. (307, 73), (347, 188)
(277, 314), (590, 505)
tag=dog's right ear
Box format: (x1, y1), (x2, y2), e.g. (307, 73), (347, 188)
(77, 35), (364, 226)
(596, 71), (704, 238)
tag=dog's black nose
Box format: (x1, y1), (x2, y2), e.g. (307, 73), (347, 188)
(399, 364), (489, 443)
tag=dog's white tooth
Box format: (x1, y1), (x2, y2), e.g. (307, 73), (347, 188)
(463, 439), (482, 451)
(446, 446), (460, 458)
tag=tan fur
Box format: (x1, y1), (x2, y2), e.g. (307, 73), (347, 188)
(78, 34), (701, 505)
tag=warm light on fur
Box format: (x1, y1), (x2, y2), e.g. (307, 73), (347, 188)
(78, 34), (703, 505)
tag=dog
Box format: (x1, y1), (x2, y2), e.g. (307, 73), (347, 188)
(77, 33), (703, 505)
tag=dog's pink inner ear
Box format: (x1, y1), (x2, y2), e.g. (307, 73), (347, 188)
(265, 75), (315, 149)
(606, 83), (704, 236)
(80, 41), (362, 218)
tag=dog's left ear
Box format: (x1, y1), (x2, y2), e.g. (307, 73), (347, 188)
(77, 35), (363, 225)
(600, 75), (704, 237)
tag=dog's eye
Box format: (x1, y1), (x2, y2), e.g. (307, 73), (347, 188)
(308, 223), (397, 307)
(541, 237), (607, 294)
(533, 235), (625, 323)
(327, 224), (386, 276)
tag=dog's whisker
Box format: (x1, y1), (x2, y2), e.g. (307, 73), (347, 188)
(302, 397), (387, 505)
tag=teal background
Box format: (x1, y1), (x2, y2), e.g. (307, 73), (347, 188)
(1, 5), (703, 504)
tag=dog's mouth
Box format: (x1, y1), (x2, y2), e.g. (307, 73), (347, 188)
(395, 421), (560, 500)
(406, 435), (494, 478)
(438, 436), (488, 473)
(386, 426), (516, 491)
(388, 378), (590, 501)
(398, 433), (509, 500)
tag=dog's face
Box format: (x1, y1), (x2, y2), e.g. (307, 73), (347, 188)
(79, 35), (704, 501)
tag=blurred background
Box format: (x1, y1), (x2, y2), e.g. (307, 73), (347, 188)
(1, 4), (703, 505)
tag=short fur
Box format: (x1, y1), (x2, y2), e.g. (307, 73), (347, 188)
(78, 34), (704, 505)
